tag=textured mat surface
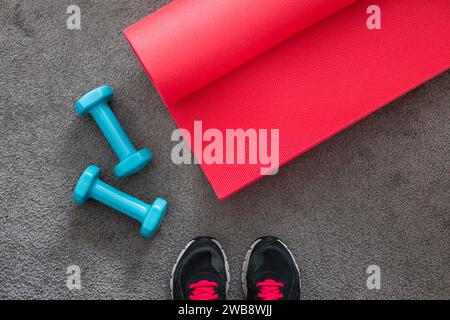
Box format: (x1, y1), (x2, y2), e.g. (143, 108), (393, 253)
(125, 0), (449, 199)
(0, 0), (449, 299)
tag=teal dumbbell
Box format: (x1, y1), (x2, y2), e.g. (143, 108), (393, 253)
(74, 86), (152, 178)
(73, 165), (167, 238)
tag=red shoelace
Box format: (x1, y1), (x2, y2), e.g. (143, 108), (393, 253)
(256, 279), (284, 300)
(189, 280), (219, 300)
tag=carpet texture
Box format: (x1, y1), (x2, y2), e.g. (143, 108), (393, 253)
(0, 0), (449, 299)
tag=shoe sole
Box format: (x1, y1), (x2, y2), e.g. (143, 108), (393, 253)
(170, 237), (230, 300)
(241, 237), (301, 299)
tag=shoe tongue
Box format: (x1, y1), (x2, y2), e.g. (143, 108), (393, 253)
(256, 271), (280, 283)
(189, 272), (220, 286)
(190, 279), (218, 287)
(258, 278), (284, 286)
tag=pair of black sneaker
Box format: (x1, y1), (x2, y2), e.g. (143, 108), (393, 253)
(171, 237), (301, 300)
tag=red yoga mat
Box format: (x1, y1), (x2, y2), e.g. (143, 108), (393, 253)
(125, 0), (449, 199)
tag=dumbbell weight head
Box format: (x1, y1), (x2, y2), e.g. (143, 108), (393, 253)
(74, 86), (113, 116)
(73, 165), (101, 205)
(141, 197), (167, 238)
(114, 148), (153, 178)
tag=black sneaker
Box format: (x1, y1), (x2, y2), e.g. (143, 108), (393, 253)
(171, 237), (230, 300)
(242, 237), (301, 300)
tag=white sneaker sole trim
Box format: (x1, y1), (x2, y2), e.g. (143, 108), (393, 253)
(241, 238), (301, 299)
(170, 238), (230, 300)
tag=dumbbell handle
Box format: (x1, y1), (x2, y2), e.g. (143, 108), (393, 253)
(90, 179), (148, 223)
(90, 103), (137, 160)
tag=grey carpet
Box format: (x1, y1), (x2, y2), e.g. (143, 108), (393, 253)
(0, 0), (448, 300)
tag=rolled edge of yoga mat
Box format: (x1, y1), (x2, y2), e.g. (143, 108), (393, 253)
(123, 0), (357, 105)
